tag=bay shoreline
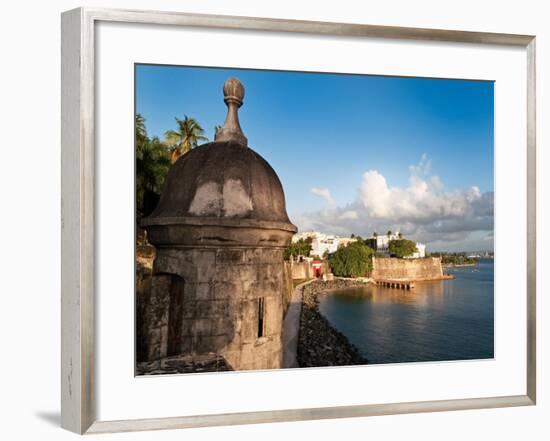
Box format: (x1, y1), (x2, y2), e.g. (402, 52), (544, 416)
(297, 278), (370, 367)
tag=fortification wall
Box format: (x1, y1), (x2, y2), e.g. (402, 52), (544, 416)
(372, 257), (444, 281)
(290, 261), (313, 280)
(141, 246), (286, 371)
(282, 261), (294, 314)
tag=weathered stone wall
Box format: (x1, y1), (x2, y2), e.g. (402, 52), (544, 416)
(142, 246), (286, 371)
(282, 261), (294, 315)
(372, 257), (444, 281)
(135, 233), (155, 362)
(290, 261), (313, 280)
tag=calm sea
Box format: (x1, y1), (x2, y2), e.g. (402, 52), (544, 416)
(317, 259), (494, 364)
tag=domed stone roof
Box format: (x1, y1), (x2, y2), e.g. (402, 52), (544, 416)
(141, 78), (297, 247)
(148, 140), (293, 224)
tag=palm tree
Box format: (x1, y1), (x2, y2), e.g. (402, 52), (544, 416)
(387, 230), (392, 237)
(136, 113), (148, 148)
(136, 114), (171, 216)
(164, 116), (208, 163)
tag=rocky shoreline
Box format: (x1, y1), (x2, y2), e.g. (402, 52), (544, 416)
(297, 279), (370, 367)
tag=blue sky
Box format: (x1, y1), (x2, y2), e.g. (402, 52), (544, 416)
(136, 64), (494, 251)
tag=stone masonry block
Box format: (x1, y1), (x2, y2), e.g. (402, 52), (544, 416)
(216, 248), (245, 264)
(195, 300), (229, 318)
(195, 282), (213, 300)
(212, 281), (241, 299)
(263, 297), (283, 337)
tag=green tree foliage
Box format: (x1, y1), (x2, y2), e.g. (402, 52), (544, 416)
(284, 238), (313, 260)
(439, 253), (478, 265)
(136, 114), (171, 216)
(136, 113), (148, 148)
(388, 239), (418, 258)
(164, 115), (208, 163)
(329, 242), (374, 277)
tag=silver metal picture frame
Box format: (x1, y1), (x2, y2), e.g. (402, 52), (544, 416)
(61, 7), (536, 435)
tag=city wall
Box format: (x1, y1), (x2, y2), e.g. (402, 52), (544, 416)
(289, 261), (313, 280)
(372, 256), (445, 281)
(282, 261), (294, 314)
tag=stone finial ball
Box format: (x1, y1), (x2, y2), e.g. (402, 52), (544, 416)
(223, 77), (245, 103)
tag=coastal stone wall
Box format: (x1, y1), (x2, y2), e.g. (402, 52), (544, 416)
(289, 260), (313, 280)
(372, 256), (444, 281)
(282, 261), (294, 314)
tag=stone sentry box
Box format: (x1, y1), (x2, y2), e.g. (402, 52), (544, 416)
(140, 78), (297, 371)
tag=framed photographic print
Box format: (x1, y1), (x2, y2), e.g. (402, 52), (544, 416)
(61, 7), (536, 434)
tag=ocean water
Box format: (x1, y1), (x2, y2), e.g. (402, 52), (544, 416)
(317, 260), (494, 364)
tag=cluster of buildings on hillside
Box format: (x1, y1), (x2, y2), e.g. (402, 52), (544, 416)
(292, 231), (356, 257)
(365, 231), (426, 259)
(292, 231), (426, 259)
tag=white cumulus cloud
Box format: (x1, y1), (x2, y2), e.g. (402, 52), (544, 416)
(294, 155), (493, 252)
(311, 187), (335, 206)
(338, 210), (359, 220)
(359, 169), (482, 221)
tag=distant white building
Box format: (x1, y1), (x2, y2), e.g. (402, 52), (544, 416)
(407, 243), (426, 259)
(311, 235), (339, 257)
(292, 230), (425, 258)
(337, 237), (358, 248)
(291, 231), (318, 243)
(369, 231), (402, 254)
(367, 231), (426, 258)
(292, 231), (356, 257)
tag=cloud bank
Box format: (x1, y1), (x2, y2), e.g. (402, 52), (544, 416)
(294, 155), (493, 252)
(311, 187), (335, 206)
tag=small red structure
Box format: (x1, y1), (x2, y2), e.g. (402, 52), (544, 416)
(312, 260), (324, 278)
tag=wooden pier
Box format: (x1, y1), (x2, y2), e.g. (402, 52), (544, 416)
(375, 279), (415, 290)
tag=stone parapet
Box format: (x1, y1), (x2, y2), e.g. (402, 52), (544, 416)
(372, 256), (445, 281)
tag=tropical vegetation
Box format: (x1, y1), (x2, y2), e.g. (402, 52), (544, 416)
(284, 237), (313, 260)
(136, 113), (209, 216)
(136, 114), (171, 216)
(388, 239), (418, 258)
(438, 253), (478, 266)
(329, 242), (375, 278)
(164, 115), (208, 163)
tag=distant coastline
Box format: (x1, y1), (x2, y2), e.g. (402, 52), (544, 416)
(443, 262), (478, 268)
